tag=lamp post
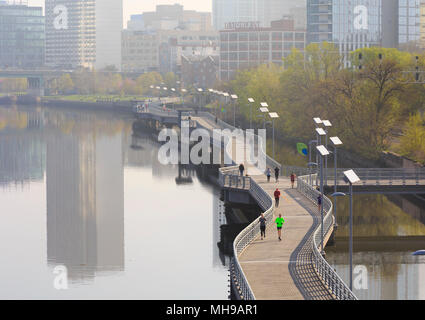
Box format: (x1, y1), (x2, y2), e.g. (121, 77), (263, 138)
(248, 98), (255, 129)
(332, 169), (360, 291)
(330, 136), (343, 228)
(181, 88), (187, 105)
(313, 117), (322, 165)
(315, 128), (326, 187)
(316, 145), (330, 256)
(231, 94), (238, 127)
(269, 112), (279, 160)
(322, 120), (332, 186)
(197, 88), (203, 110)
(222, 92), (229, 122)
(259, 105), (269, 129)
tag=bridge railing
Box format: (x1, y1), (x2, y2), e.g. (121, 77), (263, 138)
(297, 174), (357, 300)
(219, 166), (274, 300)
(327, 168), (425, 186)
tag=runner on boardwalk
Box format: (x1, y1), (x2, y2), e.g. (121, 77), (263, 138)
(266, 168), (271, 182)
(239, 163), (245, 176)
(274, 167), (280, 182)
(274, 188), (281, 207)
(275, 214), (285, 241)
(317, 194), (322, 214)
(290, 173), (296, 189)
(259, 213), (267, 240)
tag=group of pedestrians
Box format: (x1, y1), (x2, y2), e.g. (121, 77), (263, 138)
(258, 168), (298, 242)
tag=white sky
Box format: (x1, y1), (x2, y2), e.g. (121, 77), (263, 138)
(27, 0), (212, 28)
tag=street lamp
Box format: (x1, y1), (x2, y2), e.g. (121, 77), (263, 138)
(332, 169), (360, 291)
(231, 94), (238, 127)
(330, 136), (343, 229)
(316, 145), (330, 256)
(248, 98), (255, 129)
(315, 128), (326, 186)
(259, 106), (269, 129)
(197, 88), (204, 110)
(269, 112), (279, 160)
(322, 120), (332, 186)
(222, 93), (229, 121)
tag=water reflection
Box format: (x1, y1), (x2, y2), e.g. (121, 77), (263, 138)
(0, 107), (45, 187)
(327, 251), (425, 300)
(45, 125), (125, 283)
(328, 193), (425, 300)
(0, 105), (229, 298)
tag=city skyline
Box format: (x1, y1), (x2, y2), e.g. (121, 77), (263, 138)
(27, 0), (212, 27)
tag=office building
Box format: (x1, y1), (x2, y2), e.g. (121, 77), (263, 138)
(307, 0), (382, 54)
(122, 29), (219, 74)
(45, 0), (122, 70)
(219, 17), (306, 81)
(129, 4), (212, 32)
(213, 0), (304, 31)
(213, 0), (258, 31)
(420, 1), (425, 49)
(0, 2), (45, 69)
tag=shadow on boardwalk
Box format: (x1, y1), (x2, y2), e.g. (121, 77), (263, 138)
(286, 189), (334, 300)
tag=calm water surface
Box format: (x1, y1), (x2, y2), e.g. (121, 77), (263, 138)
(326, 194), (425, 300)
(0, 105), (228, 299)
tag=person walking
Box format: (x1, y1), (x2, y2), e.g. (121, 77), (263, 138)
(274, 188), (281, 208)
(266, 168), (271, 182)
(239, 163), (245, 177)
(259, 213), (267, 240)
(274, 167), (280, 182)
(275, 214), (285, 241)
(317, 195), (322, 214)
(290, 173), (296, 189)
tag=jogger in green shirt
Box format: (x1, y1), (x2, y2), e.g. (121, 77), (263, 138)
(275, 214), (285, 241)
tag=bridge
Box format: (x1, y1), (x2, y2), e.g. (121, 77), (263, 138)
(132, 99), (424, 300)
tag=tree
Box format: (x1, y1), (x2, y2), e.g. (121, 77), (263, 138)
(57, 74), (74, 94)
(399, 113), (425, 163)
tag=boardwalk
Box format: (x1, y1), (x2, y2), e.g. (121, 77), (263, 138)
(193, 115), (336, 299)
(237, 175), (334, 300)
(134, 105), (356, 300)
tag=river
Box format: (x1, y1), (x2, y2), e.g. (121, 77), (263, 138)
(0, 105), (229, 299)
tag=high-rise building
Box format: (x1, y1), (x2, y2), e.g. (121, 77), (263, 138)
(45, 0), (122, 70)
(0, 2), (45, 69)
(307, 0), (382, 54)
(398, 0), (421, 46)
(213, 0), (304, 31)
(219, 17), (306, 81)
(420, 0), (425, 49)
(130, 4), (212, 32)
(213, 0), (258, 31)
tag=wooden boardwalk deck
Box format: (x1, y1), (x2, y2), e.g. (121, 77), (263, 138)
(238, 175), (334, 300)
(192, 115), (334, 300)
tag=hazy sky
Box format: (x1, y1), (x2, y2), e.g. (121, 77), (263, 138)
(28, 0), (212, 27)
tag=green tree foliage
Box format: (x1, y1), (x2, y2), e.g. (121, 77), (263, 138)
(0, 78), (28, 93)
(222, 44), (425, 160)
(399, 113), (425, 163)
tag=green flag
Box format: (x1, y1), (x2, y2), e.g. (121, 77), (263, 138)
(297, 143), (308, 156)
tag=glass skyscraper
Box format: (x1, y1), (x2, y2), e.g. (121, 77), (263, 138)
(213, 0), (258, 30)
(0, 2), (45, 69)
(307, 0), (382, 52)
(45, 0), (122, 70)
(398, 0), (420, 45)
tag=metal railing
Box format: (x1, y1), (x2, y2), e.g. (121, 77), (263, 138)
(327, 168), (425, 186)
(219, 166), (274, 300)
(297, 174), (357, 300)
